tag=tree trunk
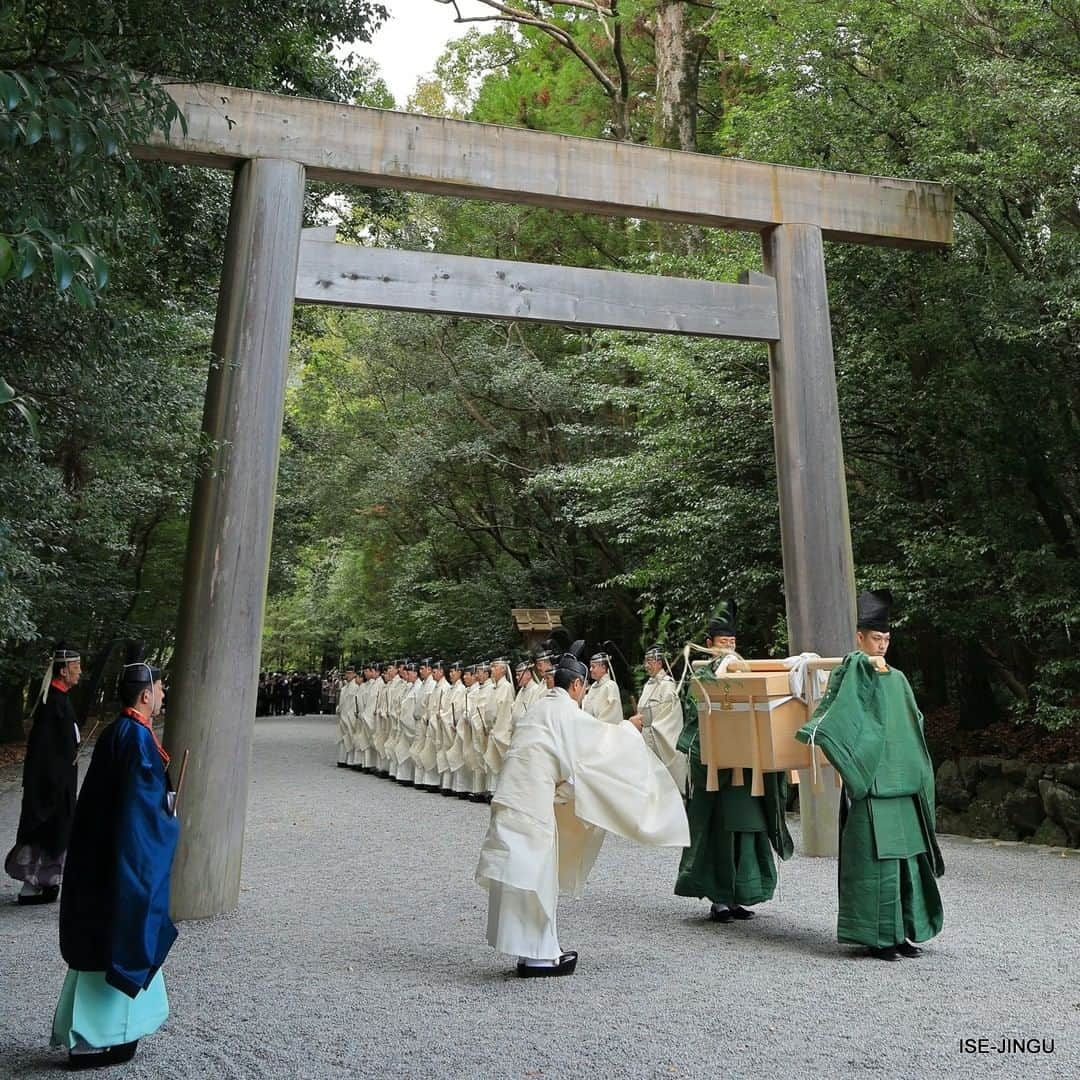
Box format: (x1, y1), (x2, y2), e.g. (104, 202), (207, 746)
(653, 1), (705, 152)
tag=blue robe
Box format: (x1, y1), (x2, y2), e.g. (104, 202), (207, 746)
(53, 712), (179, 1050)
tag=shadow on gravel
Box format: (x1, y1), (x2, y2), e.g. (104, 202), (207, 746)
(0, 1050), (62, 1077)
(675, 914), (843, 960)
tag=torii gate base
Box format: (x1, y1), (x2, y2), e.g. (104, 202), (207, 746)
(150, 83), (951, 919)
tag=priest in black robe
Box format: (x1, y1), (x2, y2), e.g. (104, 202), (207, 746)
(5, 643), (82, 905)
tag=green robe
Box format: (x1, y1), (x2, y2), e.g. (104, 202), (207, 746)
(796, 652), (945, 948)
(674, 685), (793, 907)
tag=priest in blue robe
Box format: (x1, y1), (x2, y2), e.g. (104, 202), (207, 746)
(51, 643), (181, 1069)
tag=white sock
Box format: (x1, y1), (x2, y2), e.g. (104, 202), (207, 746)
(519, 957), (559, 968)
(19, 883), (42, 897)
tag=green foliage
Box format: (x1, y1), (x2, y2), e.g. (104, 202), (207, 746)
(0, 0), (387, 738)
(269, 1), (1077, 734)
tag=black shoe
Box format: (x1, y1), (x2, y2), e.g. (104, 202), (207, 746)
(868, 946), (901, 961)
(728, 905), (755, 921)
(897, 941), (923, 958)
(709, 903), (733, 923)
(17, 885), (59, 906)
(336, 762), (349, 768)
(439, 789), (456, 797)
(516, 952), (578, 978)
(67, 1041), (138, 1070)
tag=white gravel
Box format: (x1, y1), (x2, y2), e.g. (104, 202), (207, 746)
(1, 715), (1077, 1078)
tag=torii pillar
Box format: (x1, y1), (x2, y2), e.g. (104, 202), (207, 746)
(166, 158), (305, 919)
(765, 224), (853, 855)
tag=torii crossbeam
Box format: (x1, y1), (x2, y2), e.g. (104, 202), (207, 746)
(141, 82), (953, 919)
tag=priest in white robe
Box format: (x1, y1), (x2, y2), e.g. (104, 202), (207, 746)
(629, 644), (687, 792)
(582, 651), (623, 725)
(393, 662), (421, 784)
(482, 658), (517, 779)
(373, 661), (399, 777)
(476, 652), (689, 977)
(445, 663), (471, 794)
(416, 661), (446, 790)
(438, 662), (464, 793)
(384, 661), (409, 780)
(512, 659), (546, 725)
(356, 663), (380, 772)
(335, 664), (360, 767)
(466, 663), (494, 799)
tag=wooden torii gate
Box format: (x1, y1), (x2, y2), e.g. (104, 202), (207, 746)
(139, 82), (953, 920)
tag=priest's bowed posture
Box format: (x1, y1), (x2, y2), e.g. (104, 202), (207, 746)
(52, 643), (181, 1069)
(796, 590), (945, 961)
(476, 648), (689, 977)
(5, 643), (82, 905)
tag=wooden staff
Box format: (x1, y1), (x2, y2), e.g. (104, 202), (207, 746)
(72, 719), (101, 766)
(171, 749), (190, 817)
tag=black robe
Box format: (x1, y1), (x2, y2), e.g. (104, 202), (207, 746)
(10, 683), (79, 855)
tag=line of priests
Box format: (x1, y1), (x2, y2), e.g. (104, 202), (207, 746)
(333, 641), (685, 802)
(335, 653), (550, 802)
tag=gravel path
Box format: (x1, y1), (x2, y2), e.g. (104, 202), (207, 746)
(1, 716), (1077, 1078)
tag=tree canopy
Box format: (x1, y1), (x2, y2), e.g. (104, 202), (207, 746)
(2, 1), (1077, 741)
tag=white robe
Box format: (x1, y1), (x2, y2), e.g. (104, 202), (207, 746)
(384, 676), (407, 772)
(466, 681), (493, 794)
(394, 681), (421, 782)
(445, 680), (473, 791)
(638, 672), (687, 791)
(437, 678), (462, 784)
(418, 677), (447, 786)
(358, 678), (379, 768)
(483, 675), (517, 775)
(476, 687), (689, 960)
(513, 678), (545, 726)
(336, 679), (360, 764)
(346, 677), (373, 765)
(582, 674), (622, 725)
(409, 675), (435, 774)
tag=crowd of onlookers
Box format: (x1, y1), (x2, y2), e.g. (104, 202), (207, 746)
(256, 671), (341, 716)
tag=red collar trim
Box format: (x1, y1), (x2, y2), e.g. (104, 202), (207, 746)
(122, 707), (171, 767)
(50, 678), (69, 694)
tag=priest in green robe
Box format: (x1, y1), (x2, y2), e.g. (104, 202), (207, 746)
(796, 590), (944, 960)
(674, 602), (793, 922)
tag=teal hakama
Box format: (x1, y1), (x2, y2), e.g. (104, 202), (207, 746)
(797, 652), (944, 948)
(53, 704), (180, 1061)
(51, 969), (169, 1051)
(674, 688), (793, 907)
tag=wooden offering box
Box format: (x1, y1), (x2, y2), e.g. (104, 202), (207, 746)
(692, 668), (831, 796)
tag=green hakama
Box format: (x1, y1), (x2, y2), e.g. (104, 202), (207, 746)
(798, 653), (944, 949)
(675, 692), (793, 907)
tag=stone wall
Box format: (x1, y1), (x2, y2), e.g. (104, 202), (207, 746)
(935, 758), (1080, 847)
